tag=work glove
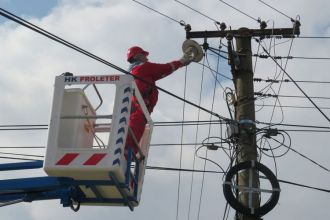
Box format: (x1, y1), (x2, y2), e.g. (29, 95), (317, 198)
(179, 47), (195, 66)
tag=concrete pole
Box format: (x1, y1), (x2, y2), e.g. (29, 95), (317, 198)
(234, 28), (260, 220)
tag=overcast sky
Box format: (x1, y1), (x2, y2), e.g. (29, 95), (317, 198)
(0, 0), (330, 220)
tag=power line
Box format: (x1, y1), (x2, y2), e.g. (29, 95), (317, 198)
(132, 0), (186, 26)
(0, 161), (327, 194)
(0, 124), (48, 131)
(257, 104), (330, 110)
(271, 137), (330, 173)
(0, 8), (230, 122)
(0, 156), (40, 161)
(256, 93), (330, 101)
(0, 124), (47, 127)
(175, 65), (189, 220)
(154, 120), (228, 127)
(0, 120), (226, 129)
(0, 152), (43, 158)
(1, 120), (330, 133)
(197, 62), (232, 81)
(298, 36), (330, 39)
(187, 58), (207, 220)
(260, 45), (330, 123)
(0, 122), (226, 132)
(208, 48), (229, 60)
(253, 25), (298, 129)
(197, 50), (225, 220)
(1, 119), (330, 133)
(274, 178), (330, 193)
(254, 78), (330, 84)
(256, 0), (295, 22)
(255, 36), (330, 40)
(0, 146), (45, 149)
(279, 129), (330, 133)
(147, 165), (330, 194)
(0, 128), (47, 131)
(146, 165), (224, 174)
(217, 0), (261, 24)
(174, 0), (221, 24)
(253, 54), (330, 60)
(257, 121), (330, 130)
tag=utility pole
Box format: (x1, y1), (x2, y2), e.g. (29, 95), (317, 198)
(233, 28), (259, 220)
(186, 22), (300, 220)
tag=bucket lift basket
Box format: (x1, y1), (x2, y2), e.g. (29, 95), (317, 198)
(0, 74), (153, 211)
(44, 73), (153, 209)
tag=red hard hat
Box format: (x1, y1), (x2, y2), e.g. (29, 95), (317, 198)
(127, 46), (149, 62)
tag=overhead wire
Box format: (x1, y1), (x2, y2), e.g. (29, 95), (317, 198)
(187, 57), (207, 220)
(253, 54), (330, 60)
(256, 104), (330, 110)
(197, 49), (224, 220)
(253, 34), (262, 73)
(212, 38), (236, 176)
(264, 86), (285, 123)
(217, 0), (262, 24)
(298, 36), (330, 39)
(0, 124), (47, 127)
(254, 38), (284, 97)
(197, 62), (232, 81)
(259, 43), (330, 123)
(195, 145), (225, 173)
(259, 29), (299, 128)
(222, 202), (230, 220)
(0, 146), (45, 149)
(205, 53), (226, 91)
(155, 120), (226, 127)
(224, 88), (234, 120)
(257, 136), (279, 175)
(175, 65), (189, 220)
(0, 120), (228, 130)
(256, 0), (296, 22)
(2, 119), (330, 133)
(266, 22), (296, 124)
(256, 121), (330, 130)
(256, 92), (330, 102)
(0, 159), (328, 194)
(208, 47), (229, 60)
(0, 127), (47, 131)
(0, 142), (234, 150)
(132, 0), (186, 26)
(0, 156), (41, 161)
(196, 54), (213, 220)
(1, 154), (328, 194)
(174, 0), (221, 25)
(230, 33), (289, 126)
(148, 165), (330, 193)
(0, 152), (43, 159)
(271, 138), (330, 173)
(280, 129), (330, 133)
(254, 78), (330, 84)
(257, 130), (291, 159)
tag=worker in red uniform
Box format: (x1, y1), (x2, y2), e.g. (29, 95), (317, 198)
(125, 46), (192, 158)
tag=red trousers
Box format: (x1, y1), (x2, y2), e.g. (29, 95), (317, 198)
(125, 102), (147, 156)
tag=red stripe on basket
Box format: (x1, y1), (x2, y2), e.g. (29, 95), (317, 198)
(56, 153), (79, 165)
(83, 153), (107, 165)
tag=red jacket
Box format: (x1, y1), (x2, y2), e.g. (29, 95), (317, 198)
(131, 60), (183, 112)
